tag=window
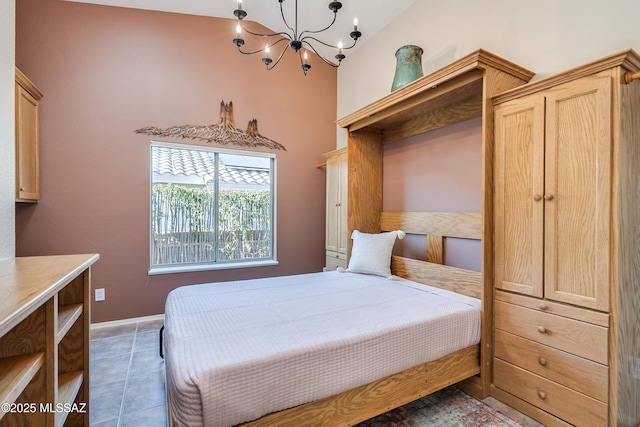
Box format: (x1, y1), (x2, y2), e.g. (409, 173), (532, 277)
(150, 142), (276, 273)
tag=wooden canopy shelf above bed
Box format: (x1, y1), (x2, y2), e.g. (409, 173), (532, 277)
(337, 49), (534, 143)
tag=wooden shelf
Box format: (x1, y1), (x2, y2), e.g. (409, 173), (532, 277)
(57, 304), (83, 344)
(56, 370), (84, 427)
(337, 49), (535, 144)
(0, 255), (98, 426)
(0, 353), (45, 414)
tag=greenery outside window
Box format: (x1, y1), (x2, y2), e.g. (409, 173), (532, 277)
(149, 142), (276, 274)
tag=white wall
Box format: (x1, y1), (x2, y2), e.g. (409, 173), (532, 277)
(0, 0), (15, 261)
(337, 0), (640, 147)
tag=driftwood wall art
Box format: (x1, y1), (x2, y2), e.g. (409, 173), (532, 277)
(135, 101), (286, 150)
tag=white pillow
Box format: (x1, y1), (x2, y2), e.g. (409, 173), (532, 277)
(347, 230), (406, 277)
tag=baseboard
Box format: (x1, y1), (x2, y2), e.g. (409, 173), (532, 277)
(91, 313), (165, 330)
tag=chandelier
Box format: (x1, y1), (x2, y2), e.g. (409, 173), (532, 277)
(232, 0), (362, 75)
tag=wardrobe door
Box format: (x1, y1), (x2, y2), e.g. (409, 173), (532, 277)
(15, 78), (40, 202)
(326, 155), (341, 254)
(544, 72), (611, 312)
(337, 153), (349, 255)
(494, 96), (545, 297)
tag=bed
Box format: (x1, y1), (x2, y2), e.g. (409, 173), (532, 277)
(164, 211), (484, 427)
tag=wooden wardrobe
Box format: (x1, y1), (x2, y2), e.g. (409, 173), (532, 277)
(324, 147), (348, 271)
(492, 49), (640, 426)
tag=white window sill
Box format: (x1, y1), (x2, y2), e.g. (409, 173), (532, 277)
(148, 260), (279, 276)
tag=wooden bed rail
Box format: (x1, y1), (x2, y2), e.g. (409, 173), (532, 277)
(239, 345), (480, 427)
(381, 211), (482, 266)
(381, 211), (482, 239)
(391, 256), (482, 299)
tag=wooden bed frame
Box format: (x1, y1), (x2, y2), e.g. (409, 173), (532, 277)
(166, 210), (483, 427)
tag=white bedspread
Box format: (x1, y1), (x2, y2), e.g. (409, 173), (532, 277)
(164, 271), (481, 427)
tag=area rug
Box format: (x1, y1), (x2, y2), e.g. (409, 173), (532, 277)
(355, 386), (524, 427)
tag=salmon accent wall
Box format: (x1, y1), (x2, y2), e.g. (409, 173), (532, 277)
(383, 118), (482, 272)
(15, 0), (337, 323)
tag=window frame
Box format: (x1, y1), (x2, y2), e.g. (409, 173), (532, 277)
(148, 140), (278, 275)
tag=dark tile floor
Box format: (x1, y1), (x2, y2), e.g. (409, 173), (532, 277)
(90, 318), (167, 427)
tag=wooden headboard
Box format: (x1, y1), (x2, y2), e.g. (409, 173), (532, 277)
(381, 211), (482, 300)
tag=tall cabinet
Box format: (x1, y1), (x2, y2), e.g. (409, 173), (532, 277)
(324, 148), (348, 271)
(492, 49), (640, 426)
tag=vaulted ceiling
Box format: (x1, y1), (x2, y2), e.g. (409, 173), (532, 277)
(64, 0), (418, 61)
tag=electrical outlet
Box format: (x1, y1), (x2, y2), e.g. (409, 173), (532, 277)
(95, 288), (105, 301)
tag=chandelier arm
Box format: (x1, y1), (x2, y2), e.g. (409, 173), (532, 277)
(301, 35), (357, 50)
(238, 37), (290, 55)
(266, 43), (290, 71)
(298, 12), (338, 39)
(301, 41), (340, 68)
(240, 22), (292, 40)
(338, 37), (358, 50)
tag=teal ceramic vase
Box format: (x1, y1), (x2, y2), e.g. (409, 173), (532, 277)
(391, 45), (424, 92)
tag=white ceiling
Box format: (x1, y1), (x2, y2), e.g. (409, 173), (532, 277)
(64, 0), (417, 62)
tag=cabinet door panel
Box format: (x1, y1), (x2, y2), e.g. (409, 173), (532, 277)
(494, 96), (545, 297)
(337, 154), (348, 254)
(544, 73), (611, 311)
(326, 156), (340, 253)
(15, 84), (40, 201)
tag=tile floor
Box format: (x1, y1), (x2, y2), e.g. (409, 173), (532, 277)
(89, 318), (542, 427)
(90, 318), (167, 427)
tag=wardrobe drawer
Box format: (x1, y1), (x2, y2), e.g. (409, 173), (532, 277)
(494, 358), (608, 426)
(495, 300), (608, 364)
(495, 291), (609, 326)
(494, 329), (608, 402)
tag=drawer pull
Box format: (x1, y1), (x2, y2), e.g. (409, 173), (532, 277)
(538, 302), (548, 310)
(537, 325), (547, 334)
(533, 194), (542, 201)
(538, 357), (548, 366)
(538, 391), (547, 400)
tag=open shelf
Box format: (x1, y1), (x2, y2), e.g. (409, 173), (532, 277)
(0, 353), (45, 415)
(55, 370), (84, 427)
(57, 304), (83, 344)
(0, 255), (98, 427)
